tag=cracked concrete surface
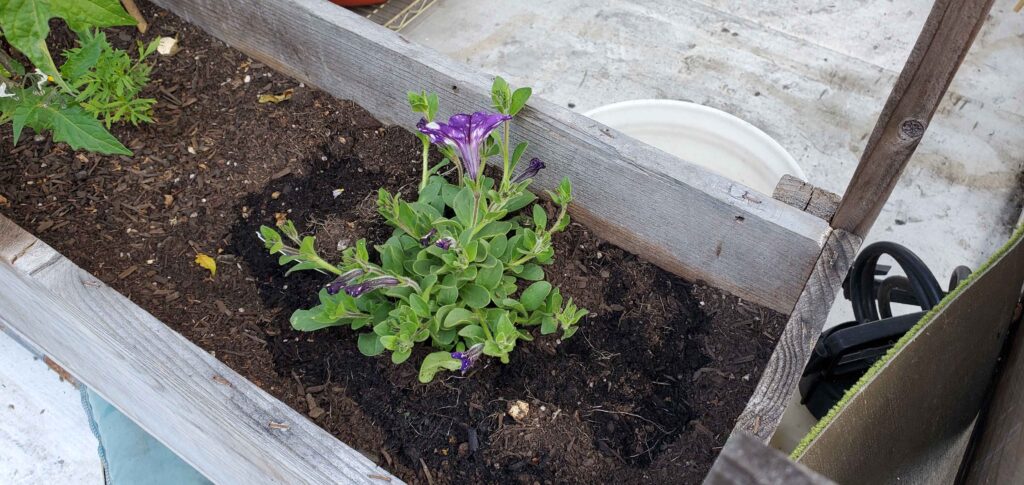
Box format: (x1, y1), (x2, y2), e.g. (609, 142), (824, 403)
(405, 0), (1023, 282)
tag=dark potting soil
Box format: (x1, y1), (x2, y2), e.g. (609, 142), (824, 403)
(0, 2), (787, 483)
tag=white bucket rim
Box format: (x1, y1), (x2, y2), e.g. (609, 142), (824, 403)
(583, 99), (807, 183)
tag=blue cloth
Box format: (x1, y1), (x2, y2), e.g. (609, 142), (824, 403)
(81, 388), (212, 485)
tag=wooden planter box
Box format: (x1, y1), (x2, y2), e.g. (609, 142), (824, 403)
(0, 0), (987, 482)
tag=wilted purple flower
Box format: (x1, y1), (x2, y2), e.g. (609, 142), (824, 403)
(435, 237), (454, 250)
(419, 228), (437, 247)
(343, 277), (400, 297)
(451, 343), (484, 374)
(417, 112), (511, 181)
(511, 158), (545, 183)
(325, 269), (365, 295)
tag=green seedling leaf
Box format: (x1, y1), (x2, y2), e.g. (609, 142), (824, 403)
(452, 186), (476, 227)
(0, 0), (134, 88)
(509, 87), (532, 115)
(419, 351), (462, 383)
(290, 308), (343, 332)
(521, 281), (552, 312)
(462, 283), (490, 309)
(46, 102), (130, 154)
(518, 264), (545, 281)
(532, 204), (547, 230)
(509, 141), (528, 172)
(358, 333), (386, 356)
(443, 307), (475, 329)
(392, 349), (412, 364)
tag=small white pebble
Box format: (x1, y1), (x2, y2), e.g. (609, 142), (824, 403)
(243, 75), (251, 83)
(187, 146), (196, 155)
(146, 259), (155, 264)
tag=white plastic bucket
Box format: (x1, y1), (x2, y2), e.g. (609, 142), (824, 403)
(584, 99), (805, 195)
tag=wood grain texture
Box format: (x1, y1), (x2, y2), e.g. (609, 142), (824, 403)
(772, 175), (840, 222)
(773, 175), (814, 212)
(735, 229), (861, 441)
(0, 217), (399, 485)
(805, 189), (840, 222)
(146, 0), (831, 313)
(960, 299), (1024, 485)
(703, 431), (835, 485)
(797, 230), (1024, 483)
(831, 0), (995, 237)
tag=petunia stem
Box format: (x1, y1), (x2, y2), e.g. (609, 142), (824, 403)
(418, 136), (430, 192)
(500, 122), (511, 192)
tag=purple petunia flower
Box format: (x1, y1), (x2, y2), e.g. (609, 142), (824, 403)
(343, 277), (399, 297)
(435, 237), (454, 250)
(511, 158), (545, 183)
(325, 269), (365, 295)
(451, 343), (484, 374)
(417, 112), (511, 181)
(419, 228), (437, 247)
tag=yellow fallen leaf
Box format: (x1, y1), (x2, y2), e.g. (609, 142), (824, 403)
(195, 253), (217, 277)
(258, 89), (294, 104)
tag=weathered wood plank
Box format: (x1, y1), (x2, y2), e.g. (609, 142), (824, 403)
(831, 0), (995, 237)
(958, 299), (1024, 484)
(0, 216), (399, 485)
(772, 175), (840, 222)
(704, 431), (835, 485)
(147, 0), (831, 314)
(797, 228), (1024, 483)
(805, 189), (840, 222)
(734, 229), (861, 440)
(773, 175), (814, 212)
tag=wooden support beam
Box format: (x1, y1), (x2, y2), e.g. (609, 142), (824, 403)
(704, 431), (835, 485)
(831, 0), (995, 237)
(147, 0), (832, 314)
(796, 229), (1024, 483)
(734, 229), (861, 441)
(0, 216), (399, 485)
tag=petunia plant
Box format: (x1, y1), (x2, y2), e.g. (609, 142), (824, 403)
(259, 78), (587, 382)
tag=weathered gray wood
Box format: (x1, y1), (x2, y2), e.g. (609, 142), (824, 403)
(797, 229), (1024, 483)
(773, 175), (814, 212)
(805, 189), (840, 222)
(735, 229), (861, 440)
(147, 0), (831, 314)
(772, 175), (840, 222)
(961, 297), (1024, 484)
(0, 216), (399, 485)
(831, 0), (995, 237)
(704, 431), (835, 485)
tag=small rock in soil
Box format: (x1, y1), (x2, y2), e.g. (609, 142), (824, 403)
(508, 400), (530, 422)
